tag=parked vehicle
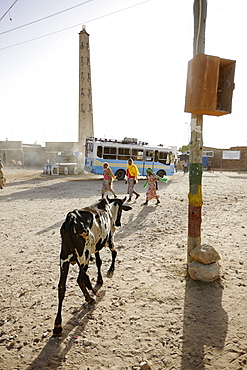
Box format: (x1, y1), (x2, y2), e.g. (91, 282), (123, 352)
(85, 137), (175, 180)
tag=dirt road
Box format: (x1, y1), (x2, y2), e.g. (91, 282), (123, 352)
(0, 168), (246, 369)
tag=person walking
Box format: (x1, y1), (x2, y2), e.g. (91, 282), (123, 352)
(101, 162), (117, 198)
(183, 159), (189, 173)
(0, 160), (6, 189)
(142, 168), (168, 205)
(174, 158), (178, 173)
(126, 158), (140, 202)
(207, 159), (212, 171)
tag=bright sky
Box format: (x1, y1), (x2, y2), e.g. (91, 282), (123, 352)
(0, 0), (246, 149)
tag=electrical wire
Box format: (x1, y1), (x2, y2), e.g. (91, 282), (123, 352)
(0, 0), (93, 35)
(0, 0), (19, 22)
(0, 0), (150, 51)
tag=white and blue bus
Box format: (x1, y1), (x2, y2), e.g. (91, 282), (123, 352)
(85, 137), (175, 180)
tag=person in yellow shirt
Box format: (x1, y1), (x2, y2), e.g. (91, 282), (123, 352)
(125, 158), (140, 202)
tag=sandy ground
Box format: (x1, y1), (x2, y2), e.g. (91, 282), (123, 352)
(0, 167), (246, 370)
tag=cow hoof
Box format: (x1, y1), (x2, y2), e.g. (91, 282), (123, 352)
(86, 295), (96, 304)
(107, 270), (114, 278)
(53, 325), (63, 336)
(91, 287), (99, 296)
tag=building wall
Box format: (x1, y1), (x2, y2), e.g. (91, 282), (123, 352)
(45, 142), (79, 152)
(24, 151), (41, 166)
(203, 146), (247, 171)
(42, 142), (80, 164)
(0, 141), (23, 164)
(0, 141), (81, 167)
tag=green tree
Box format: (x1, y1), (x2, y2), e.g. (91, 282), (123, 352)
(179, 144), (189, 153)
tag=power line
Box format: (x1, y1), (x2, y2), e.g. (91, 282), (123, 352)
(0, 0), (150, 51)
(0, 0), (19, 22)
(0, 0), (93, 35)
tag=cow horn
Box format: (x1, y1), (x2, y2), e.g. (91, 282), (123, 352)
(122, 196), (127, 203)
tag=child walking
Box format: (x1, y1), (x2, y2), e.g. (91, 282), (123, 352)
(142, 168), (167, 205)
(101, 162), (117, 198)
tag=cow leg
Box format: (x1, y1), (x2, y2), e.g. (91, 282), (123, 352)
(95, 251), (103, 285)
(77, 266), (96, 303)
(107, 232), (117, 273)
(108, 248), (117, 273)
(53, 261), (70, 336)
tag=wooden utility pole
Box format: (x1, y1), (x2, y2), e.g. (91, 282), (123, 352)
(187, 0), (207, 263)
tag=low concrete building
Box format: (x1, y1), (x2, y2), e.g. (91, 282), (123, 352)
(203, 146), (247, 171)
(0, 141), (23, 164)
(0, 140), (80, 169)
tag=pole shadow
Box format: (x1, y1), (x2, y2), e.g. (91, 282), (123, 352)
(181, 278), (228, 369)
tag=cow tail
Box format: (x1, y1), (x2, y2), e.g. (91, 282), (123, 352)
(61, 212), (79, 264)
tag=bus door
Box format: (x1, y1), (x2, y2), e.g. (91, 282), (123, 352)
(131, 148), (145, 176)
(84, 141), (95, 171)
(143, 150), (154, 175)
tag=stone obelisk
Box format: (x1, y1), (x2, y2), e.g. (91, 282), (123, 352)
(78, 26), (94, 161)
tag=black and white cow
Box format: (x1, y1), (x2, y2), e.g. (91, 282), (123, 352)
(53, 196), (132, 336)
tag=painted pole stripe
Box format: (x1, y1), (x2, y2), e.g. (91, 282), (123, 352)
(188, 184), (203, 207)
(188, 205), (202, 238)
(189, 163), (202, 185)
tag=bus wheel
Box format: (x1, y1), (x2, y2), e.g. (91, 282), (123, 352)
(157, 170), (166, 178)
(115, 169), (125, 181)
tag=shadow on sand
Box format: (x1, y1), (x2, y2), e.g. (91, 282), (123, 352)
(26, 288), (106, 370)
(181, 278), (228, 369)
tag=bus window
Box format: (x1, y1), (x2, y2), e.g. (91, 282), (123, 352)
(86, 142), (93, 156)
(103, 146), (117, 159)
(97, 145), (102, 158)
(132, 149), (144, 161)
(159, 151), (169, 164)
(118, 147), (130, 160)
(145, 150), (153, 161)
(86, 142), (93, 152)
